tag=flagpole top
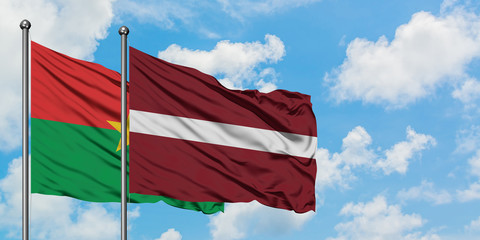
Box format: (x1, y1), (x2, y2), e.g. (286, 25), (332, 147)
(19, 20), (31, 30)
(119, 26), (129, 36)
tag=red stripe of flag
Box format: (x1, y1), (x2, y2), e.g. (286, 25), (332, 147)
(131, 134), (316, 212)
(31, 41), (126, 130)
(129, 47), (316, 137)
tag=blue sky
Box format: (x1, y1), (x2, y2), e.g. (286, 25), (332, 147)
(1, 0), (480, 239)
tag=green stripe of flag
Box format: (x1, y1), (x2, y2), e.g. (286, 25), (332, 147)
(31, 118), (223, 214)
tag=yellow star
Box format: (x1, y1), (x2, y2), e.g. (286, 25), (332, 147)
(107, 116), (129, 152)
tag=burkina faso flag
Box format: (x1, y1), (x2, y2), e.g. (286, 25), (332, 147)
(30, 41), (223, 214)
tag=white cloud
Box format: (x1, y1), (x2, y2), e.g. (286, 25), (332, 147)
(457, 182), (480, 202)
(397, 180), (452, 205)
(455, 125), (480, 154)
(404, 232), (442, 240)
(315, 148), (351, 190)
(469, 150), (480, 178)
(158, 34), (285, 91)
(326, 7), (480, 108)
(114, 0), (319, 37)
(52, 203), (119, 240)
(457, 150), (480, 202)
(0, 157), (23, 236)
(328, 195), (439, 240)
(340, 126), (376, 167)
(217, 0), (321, 20)
(0, 0), (115, 151)
(114, 0), (194, 29)
(155, 228), (182, 240)
(452, 78), (480, 107)
(254, 68), (279, 93)
(114, 0), (323, 38)
(3, 0), (115, 60)
(316, 126), (376, 190)
(255, 79), (278, 93)
(338, 35), (347, 47)
(209, 201), (314, 240)
(128, 206), (141, 219)
(126, 206), (141, 231)
(465, 216), (480, 232)
(375, 127), (436, 175)
(441, 0), (460, 13)
(316, 126), (435, 190)
(0, 157), (121, 239)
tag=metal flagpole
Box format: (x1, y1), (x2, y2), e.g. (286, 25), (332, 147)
(119, 25), (129, 240)
(20, 19), (31, 240)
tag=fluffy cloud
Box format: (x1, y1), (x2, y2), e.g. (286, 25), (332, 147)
(326, 6), (480, 108)
(209, 201), (314, 240)
(328, 196), (439, 240)
(316, 126), (435, 190)
(375, 127), (436, 175)
(0, 157), (120, 239)
(47, 203), (119, 240)
(457, 182), (480, 202)
(315, 148), (351, 190)
(316, 126), (375, 190)
(465, 216), (480, 232)
(452, 78), (480, 108)
(217, 0), (321, 20)
(158, 34), (285, 91)
(397, 180), (452, 205)
(1, 0), (115, 60)
(0, 0), (115, 151)
(457, 150), (480, 202)
(155, 228), (182, 240)
(339, 126), (376, 167)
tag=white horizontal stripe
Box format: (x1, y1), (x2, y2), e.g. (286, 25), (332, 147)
(130, 110), (317, 159)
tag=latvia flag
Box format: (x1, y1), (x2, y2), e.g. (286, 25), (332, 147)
(129, 47), (317, 213)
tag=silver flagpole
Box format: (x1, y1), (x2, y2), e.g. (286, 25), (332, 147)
(119, 25), (129, 240)
(20, 19), (31, 240)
